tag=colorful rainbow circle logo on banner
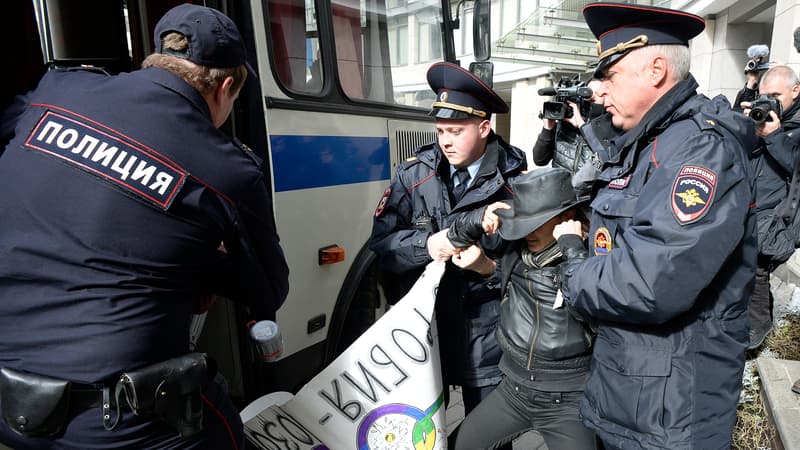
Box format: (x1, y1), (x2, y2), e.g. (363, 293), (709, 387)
(356, 393), (444, 450)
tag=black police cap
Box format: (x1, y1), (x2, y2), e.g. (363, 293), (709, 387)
(427, 62), (508, 120)
(154, 4), (256, 78)
(583, 3), (705, 78)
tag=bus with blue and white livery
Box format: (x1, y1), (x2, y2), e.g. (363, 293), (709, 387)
(5, 0), (493, 406)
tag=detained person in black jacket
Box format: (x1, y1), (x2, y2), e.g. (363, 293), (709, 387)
(740, 65), (800, 349)
(445, 168), (596, 450)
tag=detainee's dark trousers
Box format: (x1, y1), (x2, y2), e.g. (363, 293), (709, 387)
(449, 377), (597, 450)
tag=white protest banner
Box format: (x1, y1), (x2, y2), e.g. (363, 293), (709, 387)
(244, 261), (448, 450)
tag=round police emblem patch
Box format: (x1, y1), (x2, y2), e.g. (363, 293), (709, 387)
(439, 91), (448, 102)
(375, 187), (391, 217)
(594, 227), (612, 256)
(671, 165), (716, 225)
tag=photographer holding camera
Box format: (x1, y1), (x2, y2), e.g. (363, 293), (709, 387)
(532, 78), (608, 176)
(741, 65), (800, 349)
(734, 45), (770, 112)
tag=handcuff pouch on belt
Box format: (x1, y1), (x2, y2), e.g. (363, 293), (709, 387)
(0, 367), (71, 438)
(105, 353), (208, 438)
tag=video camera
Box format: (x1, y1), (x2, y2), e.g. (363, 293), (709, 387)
(538, 76), (593, 121)
(749, 94), (782, 124)
(744, 44), (770, 74)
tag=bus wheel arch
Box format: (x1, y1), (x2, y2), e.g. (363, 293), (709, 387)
(324, 245), (385, 362)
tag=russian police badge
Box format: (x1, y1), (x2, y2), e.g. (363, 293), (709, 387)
(672, 165), (716, 225)
(375, 187), (391, 217)
(594, 227), (612, 256)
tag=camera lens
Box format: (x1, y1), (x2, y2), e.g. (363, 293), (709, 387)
(746, 60), (757, 70)
(749, 109), (766, 123)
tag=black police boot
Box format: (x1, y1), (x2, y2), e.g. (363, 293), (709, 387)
(748, 266), (773, 350)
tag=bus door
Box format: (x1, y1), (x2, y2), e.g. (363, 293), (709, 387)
(239, 0), (442, 397)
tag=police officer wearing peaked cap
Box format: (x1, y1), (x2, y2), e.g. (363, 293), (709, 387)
(0, 4), (288, 449)
(426, 62), (509, 119)
(369, 62), (526, 436)
(585, 3), (705, 79)
(552, 3), (758, 449)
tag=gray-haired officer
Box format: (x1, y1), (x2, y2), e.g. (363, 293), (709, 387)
(369, 62), (526, 426)
(0, 4), (288, 448)
(553, 3), (757, 450)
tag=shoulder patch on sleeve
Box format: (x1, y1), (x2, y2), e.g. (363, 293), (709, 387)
(375, 187), (391, 217)
(671, 165), (716, 225)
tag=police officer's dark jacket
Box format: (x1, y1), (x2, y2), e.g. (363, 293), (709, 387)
(752, 97), (800, 254)
(369, 131), (526, 386)
(0, 67), (289, 384)
(557, 76), (758, 450)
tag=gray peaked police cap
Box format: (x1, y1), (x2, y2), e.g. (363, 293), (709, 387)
(154, 3), (257, 78)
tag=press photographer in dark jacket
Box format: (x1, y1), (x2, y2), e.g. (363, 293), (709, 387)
(445, 168), (596, 450)
(733, 44), (770, 113)
(532, 79), (606, 172)
(741, 65), (800, 348)
(533, 79), (615, 197)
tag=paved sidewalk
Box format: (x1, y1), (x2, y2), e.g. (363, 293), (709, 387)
(446, 385), (547, 450)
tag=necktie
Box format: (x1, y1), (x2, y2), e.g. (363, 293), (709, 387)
(451, 168), (471, 203)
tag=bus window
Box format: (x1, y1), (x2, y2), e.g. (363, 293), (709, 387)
(267, 0), (324, 94)
(331, 0), (443, 107)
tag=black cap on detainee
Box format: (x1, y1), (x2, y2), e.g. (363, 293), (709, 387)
(154, 3), (256, 78)
(426, 62), (508, 120)
(583, 3), (705, 78)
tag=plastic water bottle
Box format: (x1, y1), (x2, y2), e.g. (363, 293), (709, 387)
(248, 320), (283, 362)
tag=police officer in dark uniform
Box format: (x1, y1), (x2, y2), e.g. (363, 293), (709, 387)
(553, 4), (758, 449)
(0, 4), (288, 449)
(369, 62), (526, 424)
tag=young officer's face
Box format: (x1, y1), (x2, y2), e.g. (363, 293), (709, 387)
(435, 118), (490, 168)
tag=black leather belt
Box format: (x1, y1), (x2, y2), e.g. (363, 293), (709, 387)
(68, 383), (113, 412)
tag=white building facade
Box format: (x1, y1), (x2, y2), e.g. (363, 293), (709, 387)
(473, 0), (800, 165)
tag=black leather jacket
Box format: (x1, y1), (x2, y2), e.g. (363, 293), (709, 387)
(532, 122), (595, 174)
